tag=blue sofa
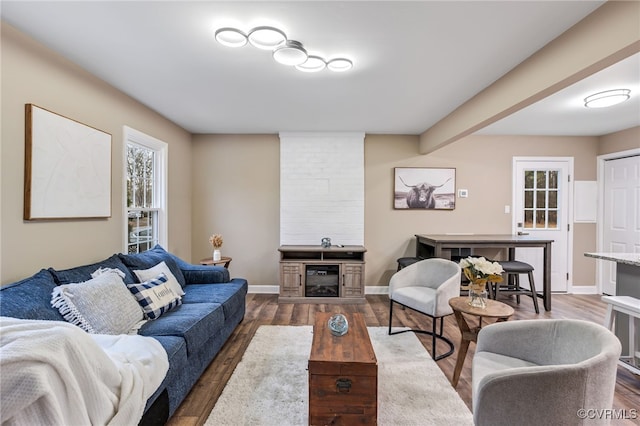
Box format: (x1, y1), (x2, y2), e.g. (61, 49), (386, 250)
(0, 245), (248, 424)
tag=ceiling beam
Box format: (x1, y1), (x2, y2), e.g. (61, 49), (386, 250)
(419, 0), (640, 154)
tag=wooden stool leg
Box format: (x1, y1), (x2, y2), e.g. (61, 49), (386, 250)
(528, 271), (540, 314)
(604, 304), (615, 331)
(629, 314), (635, 361)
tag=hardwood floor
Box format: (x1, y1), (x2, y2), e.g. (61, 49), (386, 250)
(167, 294), (639, 426)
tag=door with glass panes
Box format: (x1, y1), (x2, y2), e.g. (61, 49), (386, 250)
(513, 158), (571, 292)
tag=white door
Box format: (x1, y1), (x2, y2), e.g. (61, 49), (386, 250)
(602, 155), (640, 295)
(513, 158), (572, 292)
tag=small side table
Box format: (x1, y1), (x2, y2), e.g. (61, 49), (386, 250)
(449, 296), (514, 387)
(199, 256), (232, 268)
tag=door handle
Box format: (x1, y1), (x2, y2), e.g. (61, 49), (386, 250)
(517, 231), (529, 236)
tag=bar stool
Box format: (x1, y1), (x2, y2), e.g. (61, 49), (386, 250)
(492, 260), (540, 314)
(396, 257), (422, 271)
(602, 295), (640, 370)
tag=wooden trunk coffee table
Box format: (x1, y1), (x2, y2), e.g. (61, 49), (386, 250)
(449, 296), (515, 387)
(308, 312), (377, 425)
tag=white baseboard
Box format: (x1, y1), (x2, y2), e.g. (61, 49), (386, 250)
(365, 286), (389, 295)
(248, 285), (279, 294)
(569, 286), (598, 295)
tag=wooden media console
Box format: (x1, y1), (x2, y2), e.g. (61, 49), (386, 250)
(278, 245), (366, 304)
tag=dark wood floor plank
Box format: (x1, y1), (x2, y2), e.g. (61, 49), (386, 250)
(167, 294), (640, 426)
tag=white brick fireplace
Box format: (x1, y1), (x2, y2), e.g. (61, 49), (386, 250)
(279, 132), (365, 246)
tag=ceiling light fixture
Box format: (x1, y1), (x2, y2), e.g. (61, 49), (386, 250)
(214, 24), (353, 72)
(248, 26), (286, 50)
(214, 27), (247, 48)
(273, 40), (308, 66)
(295, 55), (326, 73)
(327, 58), (353, 72)
(584, 89), (631, 108)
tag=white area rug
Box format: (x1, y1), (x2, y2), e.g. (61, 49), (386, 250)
(205, 326), (473, 425)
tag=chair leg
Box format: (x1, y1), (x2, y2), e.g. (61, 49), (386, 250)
(387, 300), (454, 361)
(388, 298), (394, 335)
(432, 317), (437, 357)
(515, 274), (521, 304)
(528, 271), (540, 314)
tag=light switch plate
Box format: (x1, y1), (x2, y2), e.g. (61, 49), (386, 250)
(458, 189), (468, 198)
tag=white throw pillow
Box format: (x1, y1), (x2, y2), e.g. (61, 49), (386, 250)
(133, 261), (185, 296)
(51, 271), (144, 334)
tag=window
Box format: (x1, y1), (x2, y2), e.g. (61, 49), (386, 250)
(523, 169), (559, 229)
(124, 127), (167, 254)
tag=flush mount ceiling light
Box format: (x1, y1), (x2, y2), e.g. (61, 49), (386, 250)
(295, 55), (326, 72)
(248, 26), (286, 50)
(273, 40), (308, 66)
(214, 23), (353, 72)
(584, 89), (631, 108)
(214, 27), (247, 47)
(327, 58), (353, 72)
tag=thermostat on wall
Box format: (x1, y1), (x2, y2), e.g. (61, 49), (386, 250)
(458, 189), (469, 198)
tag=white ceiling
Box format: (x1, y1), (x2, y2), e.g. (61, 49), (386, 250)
(2, 1), (638, 137)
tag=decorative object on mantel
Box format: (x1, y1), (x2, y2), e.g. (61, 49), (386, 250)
(327, 313), (349, 336)
(209, 234), (223, 261)
(459, 257), (504, 309)
(393, 167), (456, 210)
(321, 237), (331, 248)
(24, 104), (112, 220)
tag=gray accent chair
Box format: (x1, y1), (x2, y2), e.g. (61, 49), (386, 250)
(472, 319), (622, 426)
(388, 258), (461, 360)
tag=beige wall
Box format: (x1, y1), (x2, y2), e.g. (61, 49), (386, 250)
(190, 132), (602, 288)
(1, 24), (192, 284)
(365, 134), (600, 287)
(191, 134), (280, 286)
(598, 126), (640, 155)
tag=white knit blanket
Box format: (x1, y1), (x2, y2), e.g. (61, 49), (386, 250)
(0, 317), (168, 426)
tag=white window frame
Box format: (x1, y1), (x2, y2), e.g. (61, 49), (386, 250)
(123, 126), (168, 253)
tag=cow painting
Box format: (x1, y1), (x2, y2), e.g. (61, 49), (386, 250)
(399, 176), (452, 208)
(394, 168), (456, 210)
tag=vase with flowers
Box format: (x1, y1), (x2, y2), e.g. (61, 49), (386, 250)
(209, 234), (223, 261)
(459, 257), (504, 309)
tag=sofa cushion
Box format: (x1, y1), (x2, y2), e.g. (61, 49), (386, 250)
(119, 245), (186, 288)
(133, 261), (185, 296)
(0, 270), (65, 321)
(138, 303), (225, 355)
(181, 281), (247, 320)
(126, 273), (182, 320)
(51, 271), (143, 334)
(50, 254), (137, 285)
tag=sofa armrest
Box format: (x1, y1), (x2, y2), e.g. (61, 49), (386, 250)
(179, 264), (230, 284)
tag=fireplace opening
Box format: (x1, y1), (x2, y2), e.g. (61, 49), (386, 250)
(305, 265), (339, 297)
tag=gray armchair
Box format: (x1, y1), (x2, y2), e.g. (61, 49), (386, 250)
(388, 258), (461, 360)
(472, 319), (622, 426)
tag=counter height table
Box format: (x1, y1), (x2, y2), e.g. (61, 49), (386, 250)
(584, 252), (640, 373)
(415, 234), (554, 311)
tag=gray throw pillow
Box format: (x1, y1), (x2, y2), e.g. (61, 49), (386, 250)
(51, 270), (144, 334)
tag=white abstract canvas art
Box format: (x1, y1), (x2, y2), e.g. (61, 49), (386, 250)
(24, 104), (112, 219)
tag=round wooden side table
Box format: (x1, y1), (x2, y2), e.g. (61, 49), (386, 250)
(448, 296), (515, 387)
(199, 256), (232, 268)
